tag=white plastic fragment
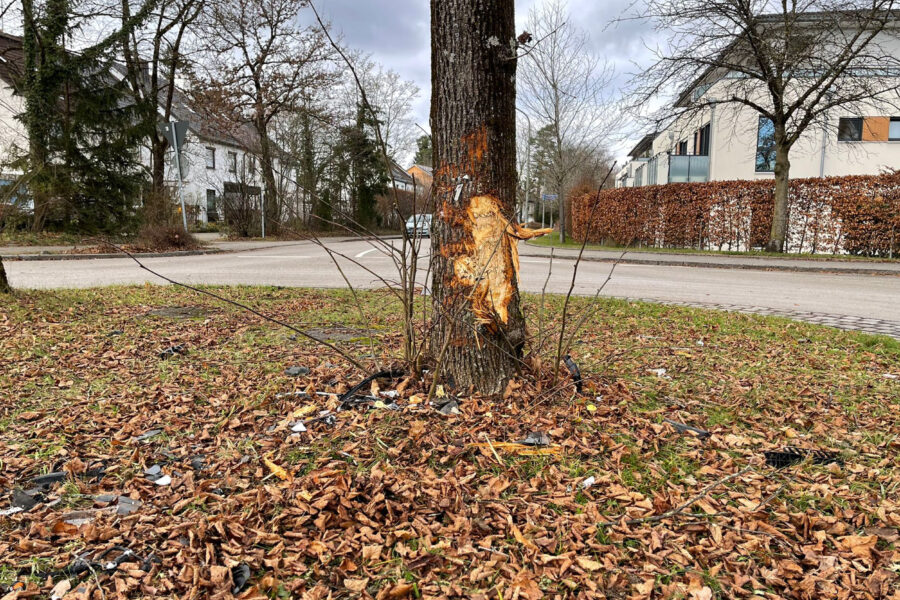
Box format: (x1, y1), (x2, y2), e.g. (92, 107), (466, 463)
(291, 421), (307, 433)
(153, 475), (172, 486)
(580, 476), (596, 490)
(883, 373), (899, 380)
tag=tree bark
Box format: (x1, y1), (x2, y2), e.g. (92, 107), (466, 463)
(0, 256), (10, 294)
(767, 134), (791, 253)
(430, 0), (527, 395)
(255, 107), (280, 236)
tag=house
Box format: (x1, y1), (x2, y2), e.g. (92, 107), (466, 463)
(0, 30), (297, 226)
(389, 161), (416, 193)
(617, 16), (900, 189)
(407, 164), (433, 192)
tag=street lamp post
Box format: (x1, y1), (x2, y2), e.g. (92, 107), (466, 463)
(515, 107), (532, 223)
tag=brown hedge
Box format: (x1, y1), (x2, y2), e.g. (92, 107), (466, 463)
(572, 173), (900, 256)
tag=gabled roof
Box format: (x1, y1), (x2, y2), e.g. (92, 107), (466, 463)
(0, 32), (24, 91)
(391, 161), (415, 185)
(628, 133), (657, 158)
(409, 164), (433, 175)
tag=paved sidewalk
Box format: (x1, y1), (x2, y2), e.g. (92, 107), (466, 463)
(520, 243), (900, 275)
(627, 297), (900, 339)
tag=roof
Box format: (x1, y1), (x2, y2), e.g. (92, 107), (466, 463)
(409, 164), (433, 175)
(628, 133), (657, 158)
(672, 10), (900, 108)
(390, 161), (415, 186)
(0, 32), (24, 91)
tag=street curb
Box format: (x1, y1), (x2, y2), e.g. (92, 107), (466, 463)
(2, 248), (225, 261)
(518, 247), (900, 276)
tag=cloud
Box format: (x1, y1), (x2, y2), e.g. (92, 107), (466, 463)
(311, 0), (659, 162)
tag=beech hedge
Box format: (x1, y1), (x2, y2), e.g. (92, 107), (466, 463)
(572, 173), (900, 256)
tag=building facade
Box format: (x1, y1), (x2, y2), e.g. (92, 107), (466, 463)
(617, 25), (900, 189)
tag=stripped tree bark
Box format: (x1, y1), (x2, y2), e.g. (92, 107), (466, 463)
(430, 0), (550, 395)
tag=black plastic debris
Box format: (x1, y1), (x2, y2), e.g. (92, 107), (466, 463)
(284, 366), (310, 377)
(11, 488), (40, 511)
(31, 472), (67, 487)
(338, 369), (405, 408)
(189, 456), (206, 471)
(563, 355), (583, 394)
(663, 419), (712, 440)
(232, 563), (251, 595)
(764, 446), (843, 469)
(516, 431), (551, 446)
(144, 465), (162, 479)
(159, 344), (186, 359)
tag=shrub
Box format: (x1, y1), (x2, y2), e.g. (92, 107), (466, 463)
(136, 223), (201, 252)
(572, 173), (900, 256)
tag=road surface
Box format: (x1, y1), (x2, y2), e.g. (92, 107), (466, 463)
(5, 238), (899, 338)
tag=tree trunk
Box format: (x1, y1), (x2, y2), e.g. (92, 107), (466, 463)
(430, 0), (525, 395)
(0, 256), (10, 294)
(767, 135), (791, 253)
(255, 111), (280, 235)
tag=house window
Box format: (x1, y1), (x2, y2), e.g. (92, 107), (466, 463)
(837, 117), (863, 141)
(890, 117), (900, 141)
(206, 189), (218, 222)
(228, 151), (238, 174)
(756, 117), (776, 173)
(676, 140), (688, 155)
(695, 123), (711, 156)
(205, 147), (216, 169)
(248, 155), (256, 174)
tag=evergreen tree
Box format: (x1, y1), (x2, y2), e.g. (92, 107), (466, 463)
(413, 135), (432, 166)
(19, 0), (152, 233)
(333, 104), (387, 228)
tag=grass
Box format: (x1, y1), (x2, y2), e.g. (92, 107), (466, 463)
(0, 285), (898, 598)
(529, 231), (900, 262)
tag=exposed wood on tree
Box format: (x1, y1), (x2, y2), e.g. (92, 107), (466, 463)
(430, 0), (550, 395)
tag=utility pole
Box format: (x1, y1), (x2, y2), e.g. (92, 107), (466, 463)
(516, 107), (532, 223)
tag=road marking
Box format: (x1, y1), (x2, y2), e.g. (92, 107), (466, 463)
(236, 255), (312, 259)
(355, 248), (378, 258)
(519, 259), (547, 264)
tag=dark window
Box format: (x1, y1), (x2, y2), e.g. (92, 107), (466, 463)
(837, 117), (863, 141)
(677, 140), (688, 155)
(756, 117), (776, 173)
(228, 151), (238, 174)
(890, 117), (900, 141)
(696, 123), (711, 156)
(206, 189), (218, 222)
(205, 147), (216, 169)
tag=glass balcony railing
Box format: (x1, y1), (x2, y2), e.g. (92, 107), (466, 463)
(668, 155), (709, 183)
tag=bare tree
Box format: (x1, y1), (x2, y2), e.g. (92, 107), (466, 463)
(118, 0), (205, 222)
(631, 0), (900, 252)
(431, 0), (551, 394)
(353, 58), (420, 161)
(196, 0), (331, 234)
(518, 0), (614, 242)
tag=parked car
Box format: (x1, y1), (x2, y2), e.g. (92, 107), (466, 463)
(405, 213), (432, 238)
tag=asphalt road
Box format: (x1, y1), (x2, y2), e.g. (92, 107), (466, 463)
(5, 238), (900, 337)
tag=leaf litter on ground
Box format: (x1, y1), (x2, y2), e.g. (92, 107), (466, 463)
(0, 286), (898, 599)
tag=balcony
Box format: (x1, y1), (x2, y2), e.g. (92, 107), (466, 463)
(668, 155), (709, 183)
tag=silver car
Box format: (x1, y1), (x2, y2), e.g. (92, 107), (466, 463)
(405, 214), (432, 238)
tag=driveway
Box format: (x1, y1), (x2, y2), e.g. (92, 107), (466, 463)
(5, 238), (899, 338)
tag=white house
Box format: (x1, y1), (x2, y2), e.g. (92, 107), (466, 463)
(0, 30), (297, 225)
(617, 18), (900, 189)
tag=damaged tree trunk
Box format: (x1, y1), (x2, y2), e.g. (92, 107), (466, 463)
(430, 0), (549, 395)
(0, 256), (10, 294)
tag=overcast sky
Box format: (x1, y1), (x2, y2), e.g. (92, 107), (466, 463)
(311, 0), (658, 161)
